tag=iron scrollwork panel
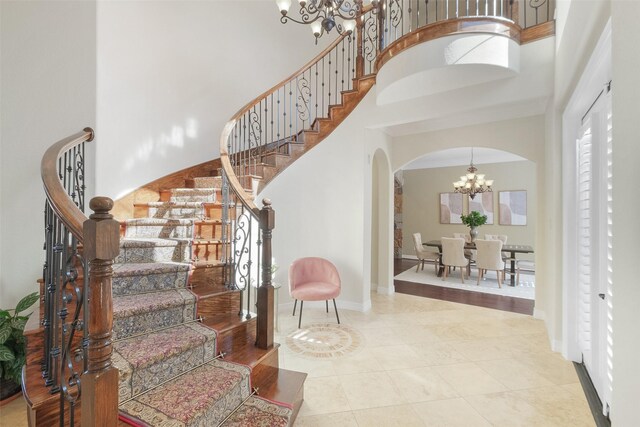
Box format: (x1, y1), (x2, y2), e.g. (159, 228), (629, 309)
(42, 201), (87, 426)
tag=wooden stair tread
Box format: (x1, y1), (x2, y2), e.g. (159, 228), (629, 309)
(202, 311), (256, 335)
(223, 338), (279, 368)
(189, 282), (236, 298)
(22, 360), (56, 409)
(193, 260), (224, 268)
(252, 365), (307, 410)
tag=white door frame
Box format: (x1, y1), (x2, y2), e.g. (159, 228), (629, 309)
(562, 18), (611, 411)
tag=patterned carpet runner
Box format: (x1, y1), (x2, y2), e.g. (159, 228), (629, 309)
(114, 184), (292, 426)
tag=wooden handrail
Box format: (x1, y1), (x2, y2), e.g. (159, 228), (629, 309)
(40, 128), (120, 425)
(219, 29), (354, 212)
(40, 128), (94, 239)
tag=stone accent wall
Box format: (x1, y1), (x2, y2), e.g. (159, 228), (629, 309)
(394, 171), (403, 258)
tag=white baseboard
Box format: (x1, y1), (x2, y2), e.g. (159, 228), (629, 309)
(403, 254), (418, 260)
(376, 286), (395, 295)
(533, 308), (546, 320)
(278, 299), (371, 313)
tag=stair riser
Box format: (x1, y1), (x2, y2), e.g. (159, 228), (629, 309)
(261, 154), (292, 169)
(190, 264), (226, 287)
(134, 205), (230, 221)
(160, 189), (218, 203)
(194, 222), (225, 240)
(125, 224), (193, 239)
(116, 243), (191, 264)
(196, 292), (242, 318)
(192, 242), (223, 263)
(147, 205), (206, 219)
(113, 300), (195, 340)
(190, 176), (221, 188)
(113, 270), (189, 297)
(216, 318), (257, 356)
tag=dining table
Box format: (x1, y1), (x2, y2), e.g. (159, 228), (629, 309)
(423, 240), (534, 286)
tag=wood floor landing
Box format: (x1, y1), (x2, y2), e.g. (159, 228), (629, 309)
(393, 258), (535, 315)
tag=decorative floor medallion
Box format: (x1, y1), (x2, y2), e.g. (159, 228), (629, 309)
(285, 323), (364, 359)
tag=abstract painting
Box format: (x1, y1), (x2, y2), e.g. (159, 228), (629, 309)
(440, 192), (463, 224)
(469, 192), (494, 224)
(499, 191), (527, 225)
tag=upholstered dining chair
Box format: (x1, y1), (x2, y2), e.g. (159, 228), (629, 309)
(485, 234), (508, 244)
(453, 232), (476, 265)
(485, 234), (510, 261)
(289, 257), (341, 328)
(516, 260), (535, 286)
(441, 237), (468, 283)
(412, 233), (440, 273)
(475, 239), (505, 288)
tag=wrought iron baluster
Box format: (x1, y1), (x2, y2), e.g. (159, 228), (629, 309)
(341, 38), (345, 94)
(425, 0), (430, 27)
(246, 213), (252, 320)
(336, 49), (338, 105)
(314, 63), (319, 125)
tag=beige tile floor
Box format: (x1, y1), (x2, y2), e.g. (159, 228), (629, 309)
(0, 292), (594, 427)
(278, 292), (595, 427)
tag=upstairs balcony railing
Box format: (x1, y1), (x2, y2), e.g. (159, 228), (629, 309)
(378, 0), (554, 48)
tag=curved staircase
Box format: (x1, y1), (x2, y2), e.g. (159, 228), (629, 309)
(113, 184), (294, 426)
(26, 1), (555, 425)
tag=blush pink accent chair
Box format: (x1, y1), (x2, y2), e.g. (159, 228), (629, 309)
(289, 257), (341, 328)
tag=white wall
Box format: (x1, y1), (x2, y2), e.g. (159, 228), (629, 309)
(610, 1), (640, 423)
(0, 1), (97, 307)
(95, 0), (329, 200)
(260, 91), (381, 311)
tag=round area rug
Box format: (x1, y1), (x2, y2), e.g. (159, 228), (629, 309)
(285, 323), (364, 359)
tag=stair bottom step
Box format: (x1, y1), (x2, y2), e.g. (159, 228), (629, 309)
(117, 359), (292, 427)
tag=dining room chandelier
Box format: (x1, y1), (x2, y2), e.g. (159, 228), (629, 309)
(453, 148), (494, 200)
(276, 0), (375, 43)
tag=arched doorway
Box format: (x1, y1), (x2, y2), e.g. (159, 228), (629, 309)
(393, 146), (537, 304)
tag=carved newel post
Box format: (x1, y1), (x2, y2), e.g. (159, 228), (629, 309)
(256, 198), (275, 350)
(355, 1), (365, 78)
(81, 197), (120, 426)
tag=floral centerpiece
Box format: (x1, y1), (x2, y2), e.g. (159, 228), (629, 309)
(460, 210), (488, 243)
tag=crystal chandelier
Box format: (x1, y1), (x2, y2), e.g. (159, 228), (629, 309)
(453, 148), (494, 200)
(277, 0), (377, 43)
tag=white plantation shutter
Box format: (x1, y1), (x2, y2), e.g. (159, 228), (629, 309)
(602, 92), (613, 412)
(577, 119), (593, 365)
(575, 88), (613, 415)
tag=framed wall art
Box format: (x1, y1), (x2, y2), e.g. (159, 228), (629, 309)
(440, 192), (463, 224)
(469, 192), (494, 224)
(499, 190), (527, 225)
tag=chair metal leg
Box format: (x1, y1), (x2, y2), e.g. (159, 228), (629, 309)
(326, 300), (329, 313)
(333, 299), (340, 324)
(298, 300), (303, 328)
(292, 299), (297, 316)
(416, 260), (421, 272)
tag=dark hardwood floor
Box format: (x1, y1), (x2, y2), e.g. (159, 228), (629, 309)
(393, 258), (534, 315)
